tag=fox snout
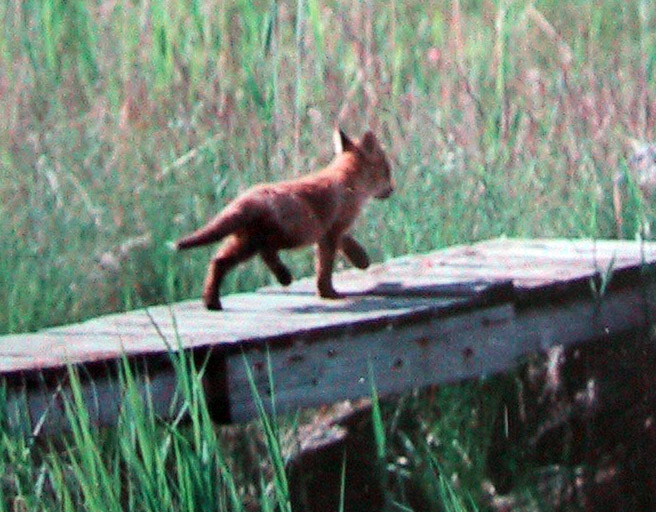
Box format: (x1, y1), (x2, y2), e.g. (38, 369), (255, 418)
(375, 187), (393, 199)
(375, 178), (395, 199)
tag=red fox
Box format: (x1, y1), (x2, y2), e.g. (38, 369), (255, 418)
(176, 128), (394, 310)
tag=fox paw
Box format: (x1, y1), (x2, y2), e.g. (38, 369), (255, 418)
(351, 256), (370, 270)
(318, 289), (344, 300)
(276, 268), (293, 286)
(203, 295), (223, 311)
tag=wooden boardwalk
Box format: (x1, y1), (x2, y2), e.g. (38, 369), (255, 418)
(3, 238), (656, 434)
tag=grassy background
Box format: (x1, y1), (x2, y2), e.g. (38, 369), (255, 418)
(2, 0), (656, 510)
(2, 0), (654, 334)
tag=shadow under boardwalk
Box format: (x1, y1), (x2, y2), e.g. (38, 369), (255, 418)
(2, 238), (656, 433)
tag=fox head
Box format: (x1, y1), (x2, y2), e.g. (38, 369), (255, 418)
(334, 128), (394, 199)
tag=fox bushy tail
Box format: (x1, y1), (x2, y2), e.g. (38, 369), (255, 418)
(176, 208), (248, 250)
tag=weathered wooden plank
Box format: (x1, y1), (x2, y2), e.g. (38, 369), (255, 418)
(5, 364), (180, 436)
(1, 293), (491, 374)
(226, 276), (656, 421)
(4, 238), (655, 376)
(420, 238), (656, 266)
(225, 304), (516, 421)
(472, 237), (656, 254)
(265, 260), (649, 305)
(4, 238), (656, 433)
(263, 238), (656, 298)
(411, 244), (652, 272)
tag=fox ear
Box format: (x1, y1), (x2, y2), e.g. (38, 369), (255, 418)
(333, 128), (356, 154)
(360, 131), (378, 154)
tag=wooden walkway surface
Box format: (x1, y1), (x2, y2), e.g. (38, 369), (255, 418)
(3, 238), (656, 433)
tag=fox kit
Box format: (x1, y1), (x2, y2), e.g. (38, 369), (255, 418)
(176, 128), (394, 310)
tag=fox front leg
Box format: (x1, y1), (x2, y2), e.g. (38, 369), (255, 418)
(340, 234), (370, 269)
(315, 236), (342, 299)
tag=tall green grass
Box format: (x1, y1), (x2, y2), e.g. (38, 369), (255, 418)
(0, 348), (291, 511)
(0, 345), (497, 511)
(2, 0), (654, 333)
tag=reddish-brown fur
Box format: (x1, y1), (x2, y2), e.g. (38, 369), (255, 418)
(176, 129), (394, 310)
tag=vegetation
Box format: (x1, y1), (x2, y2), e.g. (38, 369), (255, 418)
(2, 0), (654, 334)
(1, 0), (655, 510)
(0, 352), (278, 512)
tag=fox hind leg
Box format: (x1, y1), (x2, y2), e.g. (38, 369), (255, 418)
(203, 235), (257, 310)
(340, 234), (370, 269)
(260, 249), (293, 286)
